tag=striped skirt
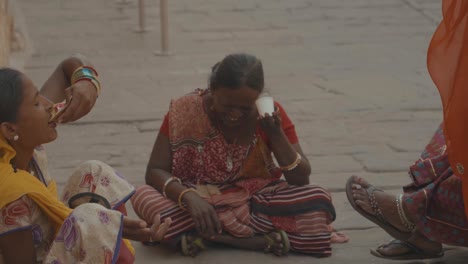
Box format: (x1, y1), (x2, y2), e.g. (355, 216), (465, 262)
(131, 180), (336, 256)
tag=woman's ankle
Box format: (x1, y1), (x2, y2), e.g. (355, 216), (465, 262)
(401, 194), (424, 224)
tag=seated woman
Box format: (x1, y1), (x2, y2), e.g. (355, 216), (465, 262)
(0, 56), (171, 264)
(131, 53), (346, 257)
(346, 0), (468, 260)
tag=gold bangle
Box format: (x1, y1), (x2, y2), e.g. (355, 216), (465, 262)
(71, 66), (97, 83)
(70, 66), (83, 83)
(71, 67), (101, 96)
(178, 189), (198, 211)
(74, 77), (102, 97)
(83, 65), (99, 76)
(279, 152), (302, 172)
(90, 78), (102, 96)
(162, 176), (182, 198)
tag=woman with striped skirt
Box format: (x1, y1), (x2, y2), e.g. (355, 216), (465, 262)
(132, 53), (347, 257)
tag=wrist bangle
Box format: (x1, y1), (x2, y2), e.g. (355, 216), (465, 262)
(279, 152), (302, 172)
(74, 77), (102, 97)
(82, 65), (99, 76)
(71, 67), (95, 83)
(178, 189), (198, 211)
(71, 66), (101, 96)
(162, 176), (181, 198)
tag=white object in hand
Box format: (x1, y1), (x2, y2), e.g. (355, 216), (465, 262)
(256, 96), (274, 117)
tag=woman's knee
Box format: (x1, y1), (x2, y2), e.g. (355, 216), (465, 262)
(62, 160), (134, 207)
(130, 185), (158, 207)
(75, 160), (112, 174)
(69, 160), (127, 185)
(300, 184), (333, 200)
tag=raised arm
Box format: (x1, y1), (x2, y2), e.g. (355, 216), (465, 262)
(40, 54), (100, 123)
(259, 103), (311, 186)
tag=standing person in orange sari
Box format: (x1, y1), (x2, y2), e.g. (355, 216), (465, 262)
(0, 56), (171, 264)
(346, 0), (468, 260)
(132, 53), (347, 257)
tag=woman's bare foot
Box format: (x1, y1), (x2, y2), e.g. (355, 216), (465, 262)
(263, 232), (288, 256)
(201, 231), (289, 256)
(181, 233), (206, 257)
(350, 176), (413, 233)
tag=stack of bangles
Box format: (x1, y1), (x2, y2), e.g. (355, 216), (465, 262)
(161, 176), (198, 211)
(279, 152), (302, 172)
(71, 66), (101, 97)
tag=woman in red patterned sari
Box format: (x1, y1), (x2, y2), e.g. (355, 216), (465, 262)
(132, 53), (346, 257)
(346, 0), (468, 260)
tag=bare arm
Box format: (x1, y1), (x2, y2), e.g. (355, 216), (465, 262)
(269, 132), (311, 186)
(145, 132), (188, 203)
(40, 54), (91, 102)
(146, 132), (222, 236)
(40, 54), (98, 123)
(0, 228), (36, 264)
(259, 109), (311, 186)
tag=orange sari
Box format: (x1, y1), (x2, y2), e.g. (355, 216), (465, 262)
(427, 0), (468, 219)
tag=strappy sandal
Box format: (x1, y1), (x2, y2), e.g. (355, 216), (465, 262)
(370, 239), (444, 260)
(181, 233), (206, 257)
(264, 230), (290, 256)
(345, 176), (413, 241)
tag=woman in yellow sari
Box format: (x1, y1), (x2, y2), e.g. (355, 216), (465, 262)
(0, 56), (170, 264)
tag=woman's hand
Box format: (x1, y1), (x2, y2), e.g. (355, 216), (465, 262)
(122, 214), (172, 242)
(184, 192), (222, 238)
(58, 80), (98, 123)
(258, 109), (283, 138)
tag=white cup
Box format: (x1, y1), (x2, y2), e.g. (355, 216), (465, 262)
(256, 96), (274, 117)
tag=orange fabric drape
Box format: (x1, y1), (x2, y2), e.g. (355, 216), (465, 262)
(427, 0), (468, 218)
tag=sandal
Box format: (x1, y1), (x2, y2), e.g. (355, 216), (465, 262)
(370, 239), (444, 260)
(181, 233), (206, 257)
(345, 176), (413, 241)
(264, 230), (290, 256)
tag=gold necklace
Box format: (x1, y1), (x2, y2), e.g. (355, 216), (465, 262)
(226, 137), (238, 171)
(223, 129), (257, 172)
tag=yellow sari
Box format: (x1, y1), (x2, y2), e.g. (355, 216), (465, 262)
(0, 136), (71, 234)
(0, 135), (135, 263)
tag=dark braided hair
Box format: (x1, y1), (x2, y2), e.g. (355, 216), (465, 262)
(0, 68), (23, 123)
(0, 68), (24, 172)
(209, 53), (264, 93)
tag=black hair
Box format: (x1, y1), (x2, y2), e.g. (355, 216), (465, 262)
(209, 53), (264, 92)
(0, 68), (23, 123)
